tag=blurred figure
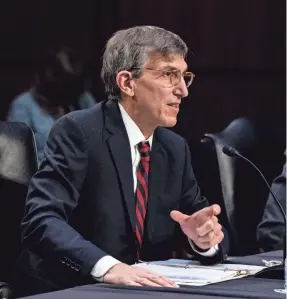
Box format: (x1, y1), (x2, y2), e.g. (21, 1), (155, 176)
(7, 48), (96, 163)
(257, 154), (286, 252)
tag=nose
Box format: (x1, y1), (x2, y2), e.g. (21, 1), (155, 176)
(174, 76), (189, 98)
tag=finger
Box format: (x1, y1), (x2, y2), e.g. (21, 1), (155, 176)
(209, 231), (224, 247)
(211, 204), (221, 216)
(196, 218), (220, 237)
(137, 275), (177, 288)
(124, 279), (142, 286)
(144, 272), (178, 288)
(170, 210), (189, 224)
(135, 277), (163, 287)
(154, 275), (179, 288)
(197, 231), (224, 249)
(192, 205), (221, 223)
(198, 230), (216, 243)
(213, 223), (222, 235)
(197, 223), (222, 243)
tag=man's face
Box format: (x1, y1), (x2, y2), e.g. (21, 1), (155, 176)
(132, 53), (189, 129)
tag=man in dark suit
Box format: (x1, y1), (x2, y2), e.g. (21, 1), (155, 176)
(257, 160), (286, 252)
(14, 26), (229, 296)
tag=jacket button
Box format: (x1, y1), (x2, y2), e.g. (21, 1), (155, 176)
(75, 264), (80, 272)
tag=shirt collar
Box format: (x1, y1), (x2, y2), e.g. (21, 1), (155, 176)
(118, 102), (153, 149)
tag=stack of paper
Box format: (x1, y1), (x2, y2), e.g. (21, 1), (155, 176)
(133, 259), (266, 286)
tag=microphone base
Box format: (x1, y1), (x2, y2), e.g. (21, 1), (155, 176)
(255, 232), (286, 280)
(254, 264), (284, 280)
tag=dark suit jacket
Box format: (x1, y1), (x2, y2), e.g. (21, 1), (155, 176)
(14, 100), (229, 295)
(257, 163), (286, 252)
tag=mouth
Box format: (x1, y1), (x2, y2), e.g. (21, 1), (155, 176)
(167, 103), (180, 110)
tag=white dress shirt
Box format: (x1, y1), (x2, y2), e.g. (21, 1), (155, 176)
(91, 102), (218, 281)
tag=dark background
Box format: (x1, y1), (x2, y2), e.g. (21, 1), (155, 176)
(0, 0), (285, 141)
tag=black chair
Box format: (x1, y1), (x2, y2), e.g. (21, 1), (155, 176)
(0, 121), (38, 298)
(198, 117), (285, 256)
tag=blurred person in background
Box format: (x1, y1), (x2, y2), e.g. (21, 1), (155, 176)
(257, 151), (286, 252)
(7, 47), (96, 163)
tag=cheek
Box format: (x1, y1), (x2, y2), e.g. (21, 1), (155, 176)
(152, 92), (169, 110)
(151, 99), (167, 117)
(137, 86), (170, 117)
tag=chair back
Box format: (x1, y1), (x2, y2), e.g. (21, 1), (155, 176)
(0, 121), (38, 282)
(200, 117), (285, 255)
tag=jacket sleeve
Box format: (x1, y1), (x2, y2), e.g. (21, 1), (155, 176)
(257, 163), (286, 252)
(21, 115), (107, 277)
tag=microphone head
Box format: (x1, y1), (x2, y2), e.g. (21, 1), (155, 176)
(222, 145), (240, 157)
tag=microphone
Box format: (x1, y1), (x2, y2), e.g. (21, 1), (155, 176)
(222, 146), (240, 158)
(222, 145), (286, 280)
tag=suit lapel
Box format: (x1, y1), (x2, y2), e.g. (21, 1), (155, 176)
(147, 132), (167, 239)
(104, 101), (136, 232)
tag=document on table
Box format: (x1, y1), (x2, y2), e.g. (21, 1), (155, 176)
(133, 259), (266, 286)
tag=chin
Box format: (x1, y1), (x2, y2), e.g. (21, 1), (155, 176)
(162, 117), (177, 128)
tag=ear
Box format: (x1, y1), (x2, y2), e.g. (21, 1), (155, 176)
(116, 71), (135, 97)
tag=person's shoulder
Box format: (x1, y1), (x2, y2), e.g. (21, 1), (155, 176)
(78, 91), (97, 108)
(60, 101), (104, 131)
(280, 162), (286, 179)
(49, 102), (104, 143)
(155, 127), (187, 155)
(11, 90), (36, 106)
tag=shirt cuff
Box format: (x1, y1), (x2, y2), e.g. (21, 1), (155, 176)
(91, 255), (122, 282)
(188, 238), (219, 257)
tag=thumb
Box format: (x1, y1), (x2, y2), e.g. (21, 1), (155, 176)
(170, 210), (189, 224)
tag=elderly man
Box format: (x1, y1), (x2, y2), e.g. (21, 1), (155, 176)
(14, 26), (229, 296)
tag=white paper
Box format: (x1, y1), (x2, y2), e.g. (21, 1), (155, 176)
(133, 259), (266, 286)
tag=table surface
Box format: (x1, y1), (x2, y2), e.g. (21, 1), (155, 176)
(20, 251), (285, 299)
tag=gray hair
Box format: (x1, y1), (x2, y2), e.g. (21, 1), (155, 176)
(101, 26), (188, 100)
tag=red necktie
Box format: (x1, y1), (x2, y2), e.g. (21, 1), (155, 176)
(135, 141), (151, 259)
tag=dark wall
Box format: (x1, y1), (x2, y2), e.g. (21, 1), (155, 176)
(0, 0), (285, 142)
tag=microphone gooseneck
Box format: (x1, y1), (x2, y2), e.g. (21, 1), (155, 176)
(222, 145), (286, 221)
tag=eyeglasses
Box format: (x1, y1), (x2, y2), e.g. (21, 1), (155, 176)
(130, 67), (195, 87)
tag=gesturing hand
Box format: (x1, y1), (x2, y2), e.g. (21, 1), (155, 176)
(170, 204), (224, 250)
(104, 263), (178, 288)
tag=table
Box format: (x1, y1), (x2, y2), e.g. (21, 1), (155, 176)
(20, 251), (285, 299)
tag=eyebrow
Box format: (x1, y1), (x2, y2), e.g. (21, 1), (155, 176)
(162, 65), (188, 72)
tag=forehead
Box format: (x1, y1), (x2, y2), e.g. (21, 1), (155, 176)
(145, 52), (188, 71)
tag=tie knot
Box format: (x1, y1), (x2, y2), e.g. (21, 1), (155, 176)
(138, 141), (150, 158)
